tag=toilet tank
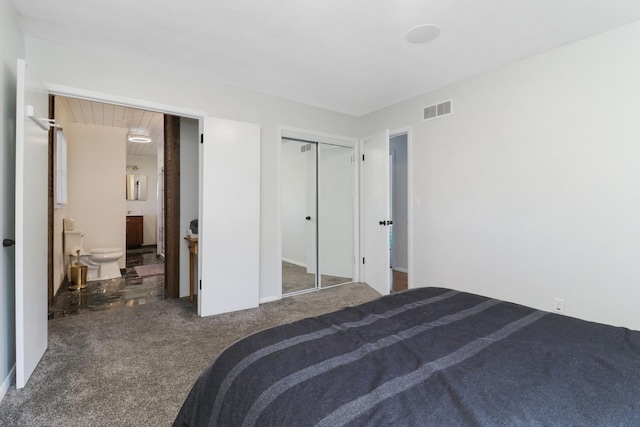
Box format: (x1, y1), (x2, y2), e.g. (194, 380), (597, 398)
(63, 218), (76, 231)
(64, 229), (84, 254)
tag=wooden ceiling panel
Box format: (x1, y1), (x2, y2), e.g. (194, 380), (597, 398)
(56, 96), (163, 157)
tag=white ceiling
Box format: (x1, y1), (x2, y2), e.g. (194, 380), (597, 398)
(13, 0), (640, 116)
(55, 96), (164, 157)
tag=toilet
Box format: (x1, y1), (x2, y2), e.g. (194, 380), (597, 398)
(63, 219), (124, 282)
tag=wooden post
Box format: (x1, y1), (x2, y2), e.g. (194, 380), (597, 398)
(164, 115), (181, 298)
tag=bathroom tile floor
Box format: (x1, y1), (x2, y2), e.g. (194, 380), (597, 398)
(48, 246), (166, 319)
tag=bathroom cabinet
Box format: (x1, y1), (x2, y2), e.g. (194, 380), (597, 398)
(126, 215), (143, 248)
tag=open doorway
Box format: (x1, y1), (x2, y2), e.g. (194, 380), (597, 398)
(390, 133), (408, 292)
(46, 95), (198, 317)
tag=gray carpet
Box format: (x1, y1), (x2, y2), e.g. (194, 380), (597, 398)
(0, 283), (380, 427)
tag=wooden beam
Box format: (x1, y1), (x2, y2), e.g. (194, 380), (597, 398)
(164, 115), (181, 298)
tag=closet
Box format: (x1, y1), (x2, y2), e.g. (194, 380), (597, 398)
(281, 136), (355, 294)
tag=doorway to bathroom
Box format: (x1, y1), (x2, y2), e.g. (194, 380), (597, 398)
(46, 95), (199, 317)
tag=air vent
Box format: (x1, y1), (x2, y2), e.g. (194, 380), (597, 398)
(300, 143), (313, 153)
(423, 100), (452, 121)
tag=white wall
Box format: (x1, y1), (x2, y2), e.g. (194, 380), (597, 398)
(390, 134), (408, 272)
(126, 154), (157, 246)
(0, 0), (24, 401)
(179, 117), (199, 298)
(66, 123), (127, 269)
(25, 37), (360, 302)
(360, 21), (640, 331)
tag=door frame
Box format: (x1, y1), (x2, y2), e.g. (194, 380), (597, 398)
(45, 83), (207, 300)
(276, 126), (360, 301)
(359, 126), (413, 291)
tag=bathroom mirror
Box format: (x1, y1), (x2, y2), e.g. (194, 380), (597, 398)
(126, 174), (147, 200)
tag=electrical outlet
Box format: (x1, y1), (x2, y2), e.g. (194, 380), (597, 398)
(553, 297), (564, 313)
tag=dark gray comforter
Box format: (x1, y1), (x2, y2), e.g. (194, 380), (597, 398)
(174, 287), (640, 426)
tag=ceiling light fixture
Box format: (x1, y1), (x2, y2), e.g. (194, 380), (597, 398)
(127, 134), (152, 143)
(405, 24), (441, 44)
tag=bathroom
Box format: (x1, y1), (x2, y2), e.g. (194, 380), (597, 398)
(50, 96), (165, 313)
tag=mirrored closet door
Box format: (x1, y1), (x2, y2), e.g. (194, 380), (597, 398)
(281, 137), (354, 295)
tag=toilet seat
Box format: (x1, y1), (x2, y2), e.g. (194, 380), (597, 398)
(90, 247), (121, 254)
(89, 247), (123, 263)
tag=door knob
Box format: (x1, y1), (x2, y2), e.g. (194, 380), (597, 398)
(305, 216), (311, 220)
(379, 220), (387, 226)
(3, 239), (15, 247)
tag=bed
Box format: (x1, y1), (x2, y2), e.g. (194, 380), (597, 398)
(174, 287), (640, 426)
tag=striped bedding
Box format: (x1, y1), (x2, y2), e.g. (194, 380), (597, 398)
(173, 287), (640, 426)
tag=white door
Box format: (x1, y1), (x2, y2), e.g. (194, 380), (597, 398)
(15, 59), (49, 388)
(199, 117), (260, 316)
(362, 130), (391, 296)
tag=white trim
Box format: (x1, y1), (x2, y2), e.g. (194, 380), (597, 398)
(358, 137), (365, 282)
(259, 295), (281, 304)
(352, 135), (361, 283)
(282, 257), (306, 268)
(275, 125), (284, 301)
(45, 83), (208, 119)
(281, 126), (356, 148)
(197, 118), (204, 315)
(1, 365), (16, 402)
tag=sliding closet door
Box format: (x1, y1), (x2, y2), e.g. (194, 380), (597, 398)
(281, 139), (317, 294)
(318, 144), (353, 287)
(281, 134), (355, 295)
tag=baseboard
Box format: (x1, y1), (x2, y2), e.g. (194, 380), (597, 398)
(0, 364), (15, 403)
(282, 258), (307, 268)
(392, 267), (408, 273)
(259, 295), (281, 304)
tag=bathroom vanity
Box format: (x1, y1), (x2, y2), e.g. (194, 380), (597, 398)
(126, 215), (143, 248)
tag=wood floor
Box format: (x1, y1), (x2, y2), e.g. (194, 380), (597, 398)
(392, 270), (408, 292)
